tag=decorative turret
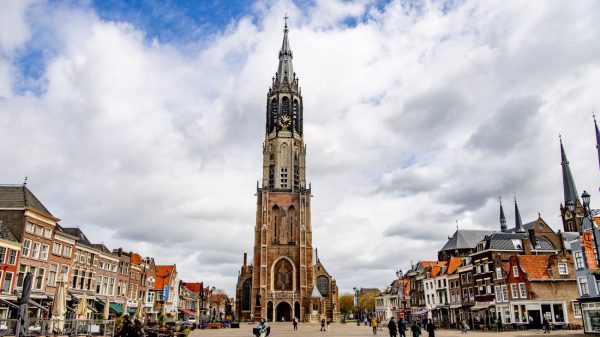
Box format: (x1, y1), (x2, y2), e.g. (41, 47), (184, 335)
(499, 196), (507, 232)
(514, 197), (525, 233)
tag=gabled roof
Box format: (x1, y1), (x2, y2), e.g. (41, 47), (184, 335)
(0, 185), (54, 218)
(91, 243), (112, 254)
(446, 257), (463, 275)
(311, 287), (323, 298)
(131, 253), (142, 264)
(155, 265), (175, 290)
(61, 227), (93, 248)
(518, 255), (551, 279)
(183, 282), (202, 293)
(440, 230), (494, 252)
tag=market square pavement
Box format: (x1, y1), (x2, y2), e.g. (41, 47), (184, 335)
(190, 322), (586, 337)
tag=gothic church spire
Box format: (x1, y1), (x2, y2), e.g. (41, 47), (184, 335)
(514, 196), (525, 233)
(276, 16), (294, 84)
(594, 114), (600, 171)
(499, 196), (507, 232)
(560, 136), (579, 205)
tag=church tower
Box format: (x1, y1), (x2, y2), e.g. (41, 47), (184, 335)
(235, 20), (339, 323)
(559, 136), (583, 232)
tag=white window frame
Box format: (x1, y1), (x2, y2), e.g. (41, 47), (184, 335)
(26, 222), (34, 233)
(7, 250), (16, 265)
(572, 301), (582, 318)
(63, 246), (72, 258)
(48, 263), (58, 287)
(35, 225), (43, 236)
(41, 244), (49, 261)
(579, 277), (589, 296)
(22, 239), (31, 257)
(511, 284), (519, 299)
(519, 282), (527, 298)
(44, 228), (52, 239)
(31, 242), (40, 260)
(52, 242), (62, 255)
(558, 262), (568, 275)
(513, 266), (519, 277)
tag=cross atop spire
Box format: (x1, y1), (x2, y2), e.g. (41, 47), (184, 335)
(284, 12), (289, 30)
(276, 14), (294, 84)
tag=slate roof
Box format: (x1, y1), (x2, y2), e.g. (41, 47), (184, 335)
(61, 227), (93, 248)
(440, 230), (494, 252)
(91, 243), (112, 254)
(507, 221), (536, 233)
(0, 185), (53, 217)
(518, 255), (551, 279)
(482, 232), (556, 251)
(0, 223), (18, 243)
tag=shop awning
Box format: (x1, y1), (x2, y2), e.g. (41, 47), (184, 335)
(178, 308), (196, 316)
(110, 302), (123, 314)
(471, 302), (493, 311)
(450, 304), (462, 309)
(413, 309), (430, 315)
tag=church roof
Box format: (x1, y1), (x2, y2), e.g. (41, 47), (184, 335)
(439, 230), (493, 252)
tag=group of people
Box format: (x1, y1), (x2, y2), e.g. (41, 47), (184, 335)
(115, 315), (145, 337)
(386, 317), (436, 337)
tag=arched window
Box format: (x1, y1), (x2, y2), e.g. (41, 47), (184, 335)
(274, 259), (293, 291)
(316, 276), (329, 297)
(242, 279), (251, 310)
(282, 97), (289, 116)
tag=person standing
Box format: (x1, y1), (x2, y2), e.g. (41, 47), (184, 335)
(426, 319), (435, 337)
(543, 318), (551, 334)
(411, 321), (421, 337)
(321, 318), (326, 332)
(116, 315), (133, 337)
(460, 319), (468, 334)
(398, 318), (407, 337)
(372, 317), (379, 335)
(388, 317), (398, 337)
(292, 317), (298, 331)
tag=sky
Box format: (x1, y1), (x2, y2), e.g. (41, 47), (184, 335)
(1, 0), (600, 296)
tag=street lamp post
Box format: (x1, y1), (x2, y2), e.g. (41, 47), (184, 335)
(581, 191), (600, 267)
(353, 287), (360, 325)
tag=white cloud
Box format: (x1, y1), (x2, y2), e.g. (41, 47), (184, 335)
(1, 0), (600, 295)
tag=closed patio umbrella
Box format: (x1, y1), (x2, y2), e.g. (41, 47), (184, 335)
(50, 273), (68, 333)
(76, 292), (88, 320)
(103, 296), (110, 320)
(16, 273), (33, 337)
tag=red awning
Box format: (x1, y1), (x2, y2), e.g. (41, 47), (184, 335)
(178, 308), (196, 316)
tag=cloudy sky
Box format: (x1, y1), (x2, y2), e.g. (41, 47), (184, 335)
(1, 0), (600, 296)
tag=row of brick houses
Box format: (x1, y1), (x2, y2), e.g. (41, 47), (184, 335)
(376, 121), (600, 333)
(0, 184), (229, 322)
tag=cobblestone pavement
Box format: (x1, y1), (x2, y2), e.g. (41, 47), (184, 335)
(190, 323), (585, 337)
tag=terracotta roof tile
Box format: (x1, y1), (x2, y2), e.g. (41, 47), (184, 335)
(518, 255), (551, 279)
(446, 257), (463, 275)
(183, 282), (202, 293)
(155, 265), (175, 290)
(131, 253), (142, 264)
(501, 262), (510, 272)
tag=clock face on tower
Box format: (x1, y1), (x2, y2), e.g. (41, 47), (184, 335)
(278, 115), (292, 129)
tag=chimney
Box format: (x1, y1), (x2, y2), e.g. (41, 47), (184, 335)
(521, 237), (531, 255)
(528, 229), (536, 249)
(243, 253), (247, 267)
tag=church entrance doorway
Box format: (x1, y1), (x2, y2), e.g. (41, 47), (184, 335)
(267, 302), (273, 322)
(294, 302), (301, 320)
(276, 302), (292, 322)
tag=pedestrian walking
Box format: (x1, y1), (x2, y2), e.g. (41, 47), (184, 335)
(411, 321), (421, 337)
(133, 319), (145, 337)
(293, 317), (298, 331)
(398, 318), (407, 337)
(460, 319), (468, 334)
(116, 315), (133, 337)
(321, 318), (326, 332)
(326, 320), (330, 331)
(372, 317), (378, 335)
(388, 317), (398, 337)
(426, 319), (435, 337)
(543, 318), (551, 334)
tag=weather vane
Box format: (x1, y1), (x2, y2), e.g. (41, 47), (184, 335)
(284, 12), (289, 27)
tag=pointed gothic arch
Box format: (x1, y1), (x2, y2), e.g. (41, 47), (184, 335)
(272, 205), (280, 242)
(282, 96), (290, 116)
(270, 256), (296, 291)
(287, 205), (296, 243)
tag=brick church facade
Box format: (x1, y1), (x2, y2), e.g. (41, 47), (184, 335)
(235, 20), (339, 323)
